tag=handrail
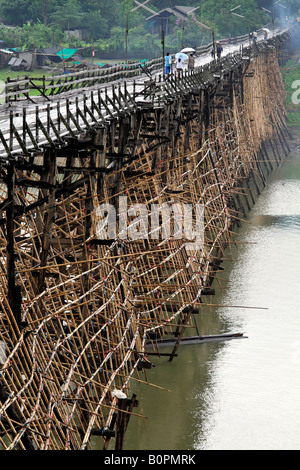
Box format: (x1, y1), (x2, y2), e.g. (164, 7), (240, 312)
(2, 23), (276, 103)
(0, 27), (294, 160)
(3, 57), (163, 102)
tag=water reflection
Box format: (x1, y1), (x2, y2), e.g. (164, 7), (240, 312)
(125, 149), (300, 451)
(195, 150), (300, 450)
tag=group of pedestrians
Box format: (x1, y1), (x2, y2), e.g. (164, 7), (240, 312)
(165, 26), (271, 78)
(165, 37), (228, 79)
(165, 52), (195, 79)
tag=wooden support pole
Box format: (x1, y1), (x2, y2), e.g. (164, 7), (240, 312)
(6, 164), (21, 332)
(114, 398), (128, 450)
(37, 147), (57, 291)
(169, 308), (192, 362)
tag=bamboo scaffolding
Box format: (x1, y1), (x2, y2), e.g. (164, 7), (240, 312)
(0, 46), (290, 450)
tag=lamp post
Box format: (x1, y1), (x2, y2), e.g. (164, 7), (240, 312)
(179, 7), (200, 50)
(275, 1), (287, 29)
(226, 5), (245, 40)
(125, 0), (151, 63)
(262, 6), (274, 37)
(193, 19), (215, 60)
(181, 19), (186, 50)
(262, 2), (286, 38)
(133, 0), (166, 78)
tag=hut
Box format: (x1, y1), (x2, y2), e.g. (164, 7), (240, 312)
(0, 49), (13, 68)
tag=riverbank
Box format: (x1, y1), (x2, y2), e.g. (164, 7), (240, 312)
(281, 55), (300, 131)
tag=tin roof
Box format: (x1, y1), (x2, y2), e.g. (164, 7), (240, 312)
(8, 57), (26, 66)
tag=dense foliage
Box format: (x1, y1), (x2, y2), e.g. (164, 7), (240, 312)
(281, 57), (300, 129)
(0, 0), (298, 57)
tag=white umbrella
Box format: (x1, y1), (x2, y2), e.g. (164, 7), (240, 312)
(180, 47), (195, 53)
(175, 52), (189, 61)
(263, 28), (270, 33)
(112, 389), (127, 399)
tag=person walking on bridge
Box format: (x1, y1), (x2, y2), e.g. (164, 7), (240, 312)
(188, 54), (195, 71)
(216, 41), (223, 60)
(176, 58), (183, 77)
(165, 52), (172, 79)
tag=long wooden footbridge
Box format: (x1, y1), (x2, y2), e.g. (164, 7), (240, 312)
(0, 24), (297, 450)
(0, 23), (285, 159)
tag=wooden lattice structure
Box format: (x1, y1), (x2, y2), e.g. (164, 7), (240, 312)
(0, 37), (293, 450)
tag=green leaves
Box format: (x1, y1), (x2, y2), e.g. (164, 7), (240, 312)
(0, 0), (295, 57)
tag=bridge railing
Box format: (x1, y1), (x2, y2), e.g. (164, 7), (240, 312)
(195, 23), (274, 55)
(3, 57), (163, 103)
(2, 24), (276, 104)
(0, 26), (293, 160)
(0, 45), (258, 159)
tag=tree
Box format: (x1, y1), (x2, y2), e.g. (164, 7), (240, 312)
(27, 0), (58, 25)
(198, 0), (269, 37)
(0, 0), (32, 26)
(22, 20), (64, 48)
(0, 0), (293, 57)
(49, 0), (84, 30)
(83, 11), (109, 40)
(0, 0), (59, 26)
(0, 25), (24, 48)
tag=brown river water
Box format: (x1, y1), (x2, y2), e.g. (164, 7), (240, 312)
(120, 141), (300, 451)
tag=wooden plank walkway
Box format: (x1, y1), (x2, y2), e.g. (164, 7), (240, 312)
(0, 24), (283, 160)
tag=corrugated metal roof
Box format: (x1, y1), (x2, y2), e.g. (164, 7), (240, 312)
(8, 57), (24, 66)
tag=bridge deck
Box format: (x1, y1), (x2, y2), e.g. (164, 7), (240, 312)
(0, 25), (285, 160)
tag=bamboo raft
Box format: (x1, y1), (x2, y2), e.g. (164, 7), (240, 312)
(0, 28), (296, 450)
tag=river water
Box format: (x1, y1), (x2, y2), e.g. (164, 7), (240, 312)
(124, 143), (300, 451)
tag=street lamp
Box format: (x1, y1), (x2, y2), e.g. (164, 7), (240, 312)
(262, 6), (274, 37)
(262, 1), (286, 38)
(125, 0), (151, 63)
(275, 0), (287, 27)
(133, 0), (166, 78)
(192, 18), (215, 59)
(179, 7), (200, 51)
(226, 5), (245, 40)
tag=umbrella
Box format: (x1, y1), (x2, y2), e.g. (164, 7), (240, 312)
(112, 389), (127, 399)
(180, 47), (195, 53)
(263, 28), (270, 33)
(175, 52), (189, 61)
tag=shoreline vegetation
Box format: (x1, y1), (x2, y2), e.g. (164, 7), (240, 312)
(281, 54), (300, 132)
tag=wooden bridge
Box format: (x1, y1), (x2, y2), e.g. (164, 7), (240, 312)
(0, 25), (297, 450)
(0, 23), (284, 160)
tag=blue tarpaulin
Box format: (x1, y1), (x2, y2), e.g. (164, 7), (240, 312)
(56, 48), (78, 60)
